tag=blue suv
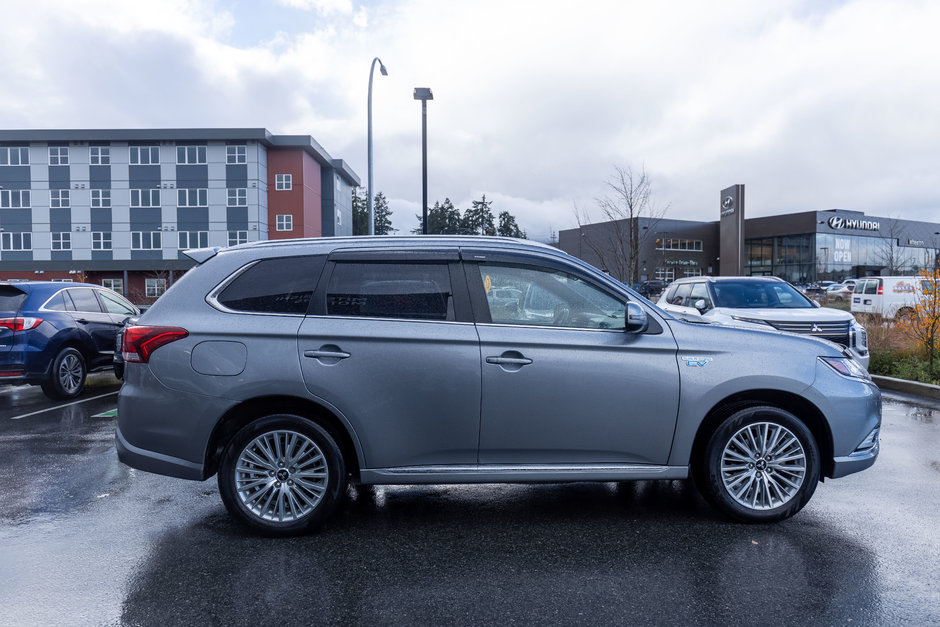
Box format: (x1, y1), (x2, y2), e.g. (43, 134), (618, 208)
(0, 281), (139, 400)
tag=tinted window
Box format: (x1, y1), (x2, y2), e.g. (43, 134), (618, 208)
(712, 281), (813, 309)
(864, 280), (879, 295)
(0, 286), (27, 311)
(67, 288), (104, 313)
(217, 256), (325, 314)
(479, 263), (625, 330)
(44, 290), (74, 311)
(98, 290), (137, 316)
(326, 263), (453, 321)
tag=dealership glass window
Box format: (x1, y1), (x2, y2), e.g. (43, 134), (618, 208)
(146, 278), (167, 298)
(327, 262), (454, 321)
(50, 189), (70, 208)
(92, 231), (112, 250)
(276, 214), (293, 231)
(1, 232), (31, 251)
(227, 188), (247, 206)
(217, 256), (326, 314)
(91, 189), (111, 208)
(0, 190), (30, 208)
(130, 189), (161, 208)
(275, 174), (292, 190)
(656, 238), (703, 252)
(226, 146), (247, 164)
(684, 268), (703, 278)
(0, 147), (29, 165)
(228, 230), (248, 246)
(101, 278), (124, 294)
(130, 146), (160, 165)
(48, 146), (69, 165)
(178, 188), (208, 207)
(89, 146), (110, 165)
(51, 232), (71, 250)
(131, 231), (162, 250)
(476, 263), (624, 329)
(176, 146), (207, 165)
(178, 231), (208, 249)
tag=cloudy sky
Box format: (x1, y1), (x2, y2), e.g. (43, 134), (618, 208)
(1, 0), (938, 239)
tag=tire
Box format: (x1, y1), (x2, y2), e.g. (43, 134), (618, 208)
(697, 406), (820, 523)
(41, 347), (87, 400)
(218, 414), (347, 536)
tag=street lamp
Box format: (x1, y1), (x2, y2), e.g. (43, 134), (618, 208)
(367, 57), (388, 236)
(413, 87), (433, 234)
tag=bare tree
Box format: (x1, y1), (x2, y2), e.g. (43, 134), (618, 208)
(574, 166), (669, 284)
(875, 218), (913, 274)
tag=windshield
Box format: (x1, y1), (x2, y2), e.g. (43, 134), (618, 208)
(712, 280), (814, 309)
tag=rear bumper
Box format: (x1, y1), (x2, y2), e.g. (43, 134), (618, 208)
(115, 425), (206, 481)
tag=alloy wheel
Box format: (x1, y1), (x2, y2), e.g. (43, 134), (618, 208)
(720, 421), (807, 510)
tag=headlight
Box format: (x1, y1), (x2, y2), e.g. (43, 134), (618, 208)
(820, 356), (871, 381)
(730, 315), (772, 326)
(852, 324), (868, 351)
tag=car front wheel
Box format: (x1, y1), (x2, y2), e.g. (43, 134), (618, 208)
(698, 406), (820, 523)
(218, 414), (347, 536)
(41, 347), (87, 400)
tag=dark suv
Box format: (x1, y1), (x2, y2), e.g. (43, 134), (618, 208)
(0, 281), (139, 399)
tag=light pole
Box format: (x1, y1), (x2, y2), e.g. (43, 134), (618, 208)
(367, 57), (388, 235)
(413, 87), (433, 234)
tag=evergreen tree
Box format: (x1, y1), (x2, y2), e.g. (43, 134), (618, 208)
(414, 198), (461, 234)
(373, 191), (395, 235)
(352, 188), (368, 235)
(497, 211), (526, 239)
(462, 194), (496, 235)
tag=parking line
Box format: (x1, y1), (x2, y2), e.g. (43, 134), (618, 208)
(9, 391), (120, 421)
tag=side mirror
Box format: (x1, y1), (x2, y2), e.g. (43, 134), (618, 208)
(694, 299), (708, 313)
(625, 302), (649, 334)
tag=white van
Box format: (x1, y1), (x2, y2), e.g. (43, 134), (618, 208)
(850, 276), (924, 318)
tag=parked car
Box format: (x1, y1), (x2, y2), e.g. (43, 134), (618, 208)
(825, 283), (855, 303)
(851, 276), (925, 319)
(117, 237), (880, 535)
(0, 281), (139, 399)
(657, 276), (869, 368)
(636, 280), (666, 298)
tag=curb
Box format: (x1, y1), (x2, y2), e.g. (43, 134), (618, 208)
(871, 375), (940, 400)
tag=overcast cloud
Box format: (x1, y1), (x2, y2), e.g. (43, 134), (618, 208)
(1, 0), (938, 239)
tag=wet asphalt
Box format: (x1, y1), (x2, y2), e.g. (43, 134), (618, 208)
(0, 379), (938, 626)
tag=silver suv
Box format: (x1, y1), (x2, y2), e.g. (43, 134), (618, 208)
(116, 237), (881, 534)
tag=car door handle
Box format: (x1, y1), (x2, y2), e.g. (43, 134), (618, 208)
(485, 356), (533, 366)
(304, 350), (351, 360)
(75, 318), (89, 324)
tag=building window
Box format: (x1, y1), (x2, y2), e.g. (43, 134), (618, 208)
(146, 278), (167, 298)
(275, 174), (292, 190)
(655, 268), (676, 282)
(92, 231), (112, 250)
(226, 146), (247, 164)
(50, 189), (70, 208)
(131, 231), (162, 250)
(177, 188), (208, 207)
(130, 189), (161, 208)
(656, 238), (704, 252)
(176, 146), (207, 165)
(683, 269), (703, 277)
(102, 278), (124, 293)
(1, 232), (31, 251)
(91, 189), (111, 208)
(178, 231), (208, 249)
(51, 232), (71, 251)
(48, 146), (69, 165)
(228, 230), (248, 246)
(0, 190), (30, 208)
(89, 146), (110, 165)
(0, 147), (29, 166)
(275, 214), (293, 231)
(227, 188), (247, 206)
(129, 146), (160, 165)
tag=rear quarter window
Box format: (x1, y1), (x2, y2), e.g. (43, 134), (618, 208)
(216, 256), (326, 314)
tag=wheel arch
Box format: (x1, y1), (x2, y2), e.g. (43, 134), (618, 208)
(202, 395), (362, 482)
(690, 389), (835, 480)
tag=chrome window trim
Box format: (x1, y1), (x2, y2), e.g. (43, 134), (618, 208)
(206, 260), (310, 318)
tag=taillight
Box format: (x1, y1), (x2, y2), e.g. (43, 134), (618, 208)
(877, 285), (883, 295)
(0, 317), (43, 331)
(122, 326), (189, 363)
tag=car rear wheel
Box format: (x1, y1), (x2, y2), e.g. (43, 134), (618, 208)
(41, 347), (87, 400)
(698, 406), (820, 523)
(218, 414), (347, 536)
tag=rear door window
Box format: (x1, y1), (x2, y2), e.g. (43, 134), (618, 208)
(216, 256), (326, 314)
(326, 263), (454, 321)
(97, 290), (137, 316)
(864, 280), (878, 295)
(67, 288), (104, 313)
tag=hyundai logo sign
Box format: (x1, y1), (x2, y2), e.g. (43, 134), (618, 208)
(827, 216), (880, 231)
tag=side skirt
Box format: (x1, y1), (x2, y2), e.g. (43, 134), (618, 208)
(359, 464), (689, 485)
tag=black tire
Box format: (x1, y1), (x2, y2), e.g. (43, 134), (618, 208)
(218, 414), (347, 536)
(697, 406), (820, 523)
(113, 362), (124, 381)
(41, 347), (87, 400)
